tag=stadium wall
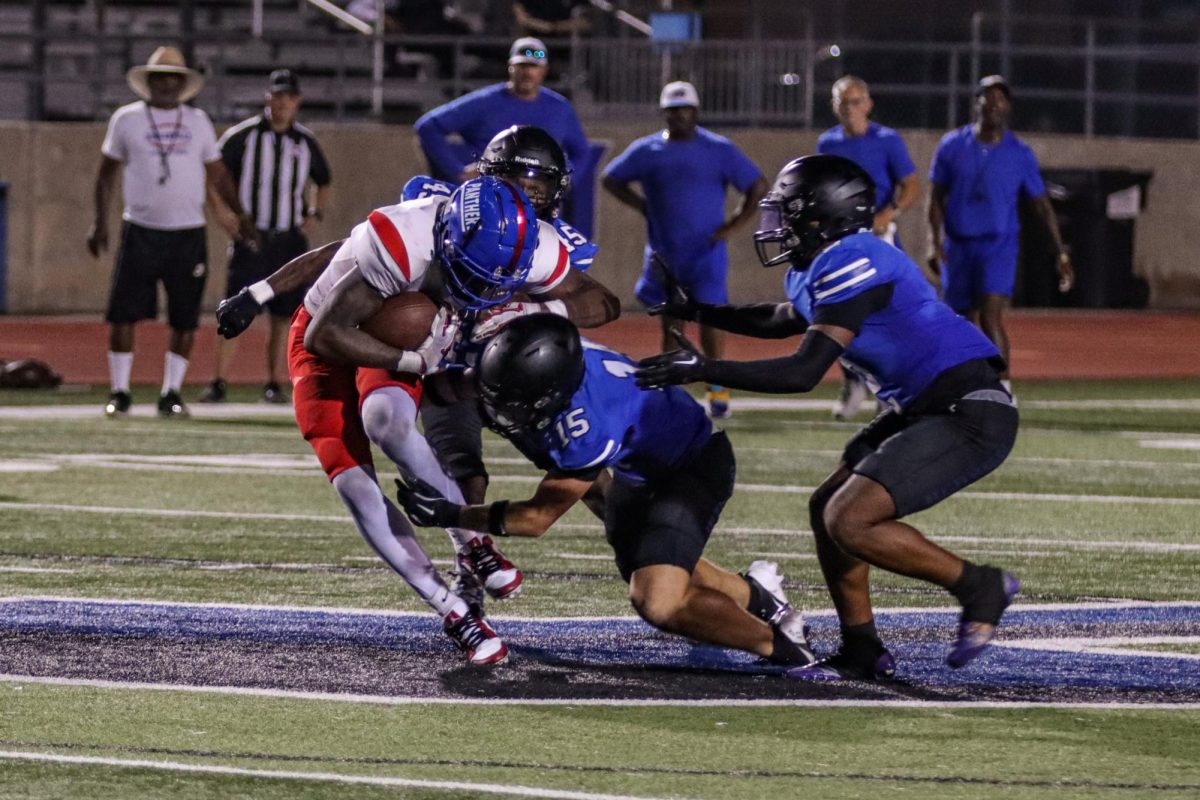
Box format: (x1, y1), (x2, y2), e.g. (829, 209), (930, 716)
(2, 121), (1198, 313)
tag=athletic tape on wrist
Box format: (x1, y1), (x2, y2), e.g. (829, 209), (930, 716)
(248, 280), (275, 305)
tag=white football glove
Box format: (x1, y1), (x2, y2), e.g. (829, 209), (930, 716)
(470, 298), (568, 343)
(397, 306), (462, 375)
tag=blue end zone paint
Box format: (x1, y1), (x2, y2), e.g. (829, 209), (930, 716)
(2, 599), (1199, 695)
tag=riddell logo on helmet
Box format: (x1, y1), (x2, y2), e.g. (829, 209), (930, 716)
(461, 182), (482, 231)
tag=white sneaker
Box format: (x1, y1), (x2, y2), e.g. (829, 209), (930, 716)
(443, 607), (508, 665)
(456, 535), (523, 600)
(746, 560), (811, 649)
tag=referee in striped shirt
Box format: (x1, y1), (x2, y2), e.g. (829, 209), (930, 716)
(201, 69), (332, 404)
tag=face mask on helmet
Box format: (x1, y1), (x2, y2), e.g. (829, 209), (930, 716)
(753, 195), (826, 268)
(434, 177), (538, 311)
(480, 382), (574, 435)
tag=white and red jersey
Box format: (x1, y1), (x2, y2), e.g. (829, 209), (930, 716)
(303, 196), (571, 316)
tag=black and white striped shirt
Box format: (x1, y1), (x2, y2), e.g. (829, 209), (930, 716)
(218, 114), (332, 232)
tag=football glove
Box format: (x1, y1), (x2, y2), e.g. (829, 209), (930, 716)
(215, 288), (261, 339)
(409, 306), (463, 374)
(645, 252), (702, 321)
(394, 472), (462, 528)
(634, 327), (709, 388)
(469, 298), (568, 343)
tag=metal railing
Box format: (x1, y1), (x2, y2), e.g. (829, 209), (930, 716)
(4, 13), (1200, 137)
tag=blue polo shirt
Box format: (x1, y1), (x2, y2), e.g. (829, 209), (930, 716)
(816, 122), (916, 210)
(414, 84), (589, 181)
(602, 127), (762, 269)
(929, 126), (1046, 239)
(785, 232), (999, 409)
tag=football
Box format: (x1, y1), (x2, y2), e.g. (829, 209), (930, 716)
(359, 292), (438, 350)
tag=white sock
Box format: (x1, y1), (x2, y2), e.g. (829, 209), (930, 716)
(162, 351), (189, 395)
(331, 466), (459, 616)
(360, 387), (476, 551)
(108, 351), (133, 393)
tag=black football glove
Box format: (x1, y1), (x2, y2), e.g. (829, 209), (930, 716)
(634, 327), (709, 388)
(645, 252), (702, 321)
(215, 287), (262, 339)
(394, 472), (462, 528)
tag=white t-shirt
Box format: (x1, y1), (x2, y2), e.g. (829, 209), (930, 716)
(101, 100), (220, 230)
(303, 196), (570, 314)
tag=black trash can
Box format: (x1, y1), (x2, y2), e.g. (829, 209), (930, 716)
(1015, 169), (1152, 309)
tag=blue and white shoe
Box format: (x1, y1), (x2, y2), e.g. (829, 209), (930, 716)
(946, 571), (1020, 669)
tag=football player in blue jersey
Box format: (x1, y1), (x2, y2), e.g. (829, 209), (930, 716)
(393, 314), (816, 668)
(635, 154), (1021, 681)
(403, 126), (615, 617)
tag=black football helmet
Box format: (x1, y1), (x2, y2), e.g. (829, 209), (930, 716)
(478, 125), (571, 216)
(754, 154), (876, 269)
(477, 314), (584, 435)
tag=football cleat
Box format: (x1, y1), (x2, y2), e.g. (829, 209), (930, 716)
(744, 560), (793, 626)
(946, 571), (1020, 669)
(785, 645), (896, 682)
(443, 607), (508, 665)
(262, 381), (288, 404)
(104, 390), (132, 418)
(157, 390), (190, 418)
(199, 379), (227, 403)
(832, 375), (870, 420)
(457, 535), (523, 600)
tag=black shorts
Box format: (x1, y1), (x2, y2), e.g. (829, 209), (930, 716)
(844, 389), (1018, 518)
(106, 222), (208, 330)
(225, 229), (310, 318)
(603, 431), (735, 582)
(420, 394), (487, 483)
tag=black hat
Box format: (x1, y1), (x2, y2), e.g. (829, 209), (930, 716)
(268, 68), (301, 94)
(976, 74), (1011, 99)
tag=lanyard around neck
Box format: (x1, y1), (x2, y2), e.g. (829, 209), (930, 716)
(145, 104), (183, 185)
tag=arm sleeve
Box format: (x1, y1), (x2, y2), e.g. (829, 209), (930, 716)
(100, 110), (127, 161)
(308, 136), (332, 186)
(701, 330), (845, 394)
(724, 143), (763, 193)
(413, 96), (477, 178)
(695, 302), (808, 339)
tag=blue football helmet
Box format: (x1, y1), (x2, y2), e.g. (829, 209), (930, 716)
(434, 176), (539, 311)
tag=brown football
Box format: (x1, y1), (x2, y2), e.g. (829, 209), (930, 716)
(359, 292), (438, 350)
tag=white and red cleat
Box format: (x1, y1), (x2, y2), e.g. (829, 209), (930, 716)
(443, 607), (508, 665)
(457, 535), (523, 600)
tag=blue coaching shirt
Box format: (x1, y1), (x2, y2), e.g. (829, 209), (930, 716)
(534, 342), (712, 485)
(929, 126), (1046, 239)
(785, 232), (999, 409)
(401, 175), (598, 270)
(602, 127), (761, 270)
(816, 122), (916, 211)
(414, 84), (589, 183)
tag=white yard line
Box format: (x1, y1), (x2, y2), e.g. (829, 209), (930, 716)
(0, 676), (1196, 710)
(998, 636), (1200, 661)
(0, 751), (673, 800)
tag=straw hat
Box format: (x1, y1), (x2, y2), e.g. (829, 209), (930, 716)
(127, 46), (205, 102)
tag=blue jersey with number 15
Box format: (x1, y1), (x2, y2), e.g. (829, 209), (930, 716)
(534, 341), (712, 485)
(401, 175), (598, 271)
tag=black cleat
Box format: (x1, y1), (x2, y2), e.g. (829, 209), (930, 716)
(262, 381), (289, 404)
(104, 391), (132, 418)
(157, 390), (190, 418)
(785, 645), (896, 682)
(199, 379), (227, 403)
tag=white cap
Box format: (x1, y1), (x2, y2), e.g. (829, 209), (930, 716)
(659, 81), (699, 109)
(509, 37), (549, 66)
